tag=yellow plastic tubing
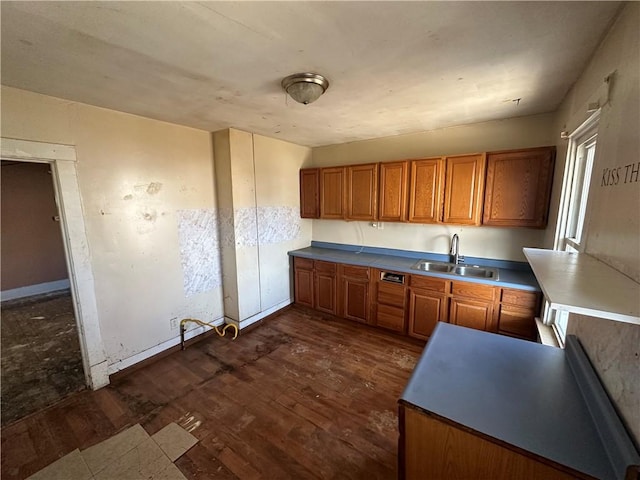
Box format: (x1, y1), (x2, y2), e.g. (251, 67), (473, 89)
(179, 318), (238, 350)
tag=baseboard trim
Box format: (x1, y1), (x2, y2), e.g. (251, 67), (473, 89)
(108, 301), (293, 382)
(107, 318), (225, 376)
(1, 279), (71, 301)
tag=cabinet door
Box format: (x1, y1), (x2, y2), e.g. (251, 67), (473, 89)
(315, 261), (337, 315)
(408, 289), (449, 340)
(443, 154), (486, 225)
(299, 168), (319, 218)
(450, 297), (493, 332)
(408, 158), (445, 223)
(294, 258), (314, 308)
(343, 278), (369, 323)
(379, 161), (409, 222)
(341, 265), (370, 322)
(320, 167), (346, 219)
(483, 147), (555, 227)
(346, 163), (378, 220)
(497, 305), (536, 340)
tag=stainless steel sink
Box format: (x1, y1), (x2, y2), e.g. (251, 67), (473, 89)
(411, 260), (498, 280)
(451, 265), (498, 279)
(412, 261), (452, 273)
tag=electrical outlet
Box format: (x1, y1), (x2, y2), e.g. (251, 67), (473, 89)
(377, 222), (384, 230)
(170, 318), (179, 330)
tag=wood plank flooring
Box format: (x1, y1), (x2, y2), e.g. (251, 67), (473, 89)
(1, 306), (424, 480)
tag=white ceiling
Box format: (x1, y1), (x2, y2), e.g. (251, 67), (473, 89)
(1, 1), (622, 147)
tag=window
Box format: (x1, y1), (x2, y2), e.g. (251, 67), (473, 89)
(549, 110), (600, 345)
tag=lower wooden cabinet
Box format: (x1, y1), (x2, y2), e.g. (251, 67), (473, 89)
(449, 281), (496, 332)
(496, 288), (541, 340)
(315, 261), (337, 315)
(293, 257), (314, 308)
(341, 265), (370, 324)
(293, 257), (539, 342)
(372, 271), (407, 333)
(450, 297), (494, 331)
(408, 275), (449, 340)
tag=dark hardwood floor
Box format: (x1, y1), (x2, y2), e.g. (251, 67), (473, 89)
(1, 306), (425, 480)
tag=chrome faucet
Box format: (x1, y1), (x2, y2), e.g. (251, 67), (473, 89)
(450, 234), (462, 264)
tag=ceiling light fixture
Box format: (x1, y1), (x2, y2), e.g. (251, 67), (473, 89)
(281, 73), (329, 105)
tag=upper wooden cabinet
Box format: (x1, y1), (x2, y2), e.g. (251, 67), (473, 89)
(443, 153), (487, 225)
(408, 158), (445, 223)
(320, 167), (346, 219)
(346, 163), (378, 220)
(299, 168), (319, 219)
(378, 161), (409, 222)
(483, 147), (555, 228)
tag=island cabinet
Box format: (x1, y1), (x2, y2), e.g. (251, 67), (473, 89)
(399, 323), (638, 480)
(483, 146), (555, 228)
(346, 163), (378, 221)
(340, 264), (371, 324)
(293, 257), (315, 308)
(407, 158), (445, 223)
(371, 269), (408, 333)
(443, 153), (487, 225)
(320, 167), (346, 219)
(378, 160), (409, 222)
(299, 168), (320, 218)
(496, 287), (541, 341)
(407, 275), (449, 340)
(449, 280), (497, 332)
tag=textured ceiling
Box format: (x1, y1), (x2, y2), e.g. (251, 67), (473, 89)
(0, 1), (622, 147)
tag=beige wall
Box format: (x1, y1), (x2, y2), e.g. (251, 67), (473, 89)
(312, 113), (556, 261)
(213, 128), (312, 325)
(1, 86), (222, 369)
(553, 3), (640, 444)
(1, 162), (68, 290)
(551, 2), (639, 282)
(253, 134), (313, 309)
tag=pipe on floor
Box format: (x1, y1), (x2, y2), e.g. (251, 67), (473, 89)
(180, 318), (238, 350)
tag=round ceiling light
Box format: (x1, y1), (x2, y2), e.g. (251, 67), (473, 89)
(281, 73), (329, 105)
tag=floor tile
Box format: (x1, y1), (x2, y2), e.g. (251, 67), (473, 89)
(80, 423), (149, 475)
(93, 437), (170, 480)
(26, 449), (92, 480)
(151, 422), (198, 462)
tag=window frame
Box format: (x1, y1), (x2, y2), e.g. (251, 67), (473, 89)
(547, 110), (600, 345)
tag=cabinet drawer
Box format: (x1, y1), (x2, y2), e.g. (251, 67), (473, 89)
(501, 288), (539, 309)
(409, 275), (448, 293)
(315, 260), (336, 274)
(377, 281), (406, 308)
(451, 281), (496, 301)
(294, 257), (314, 270)
(498, 305), (536, 340)
(376, 304), (406, 333)
(342, 265), (369, 280)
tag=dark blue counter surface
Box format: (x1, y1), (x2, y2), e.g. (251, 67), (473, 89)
(400, 323), (638, 480)
(288, 242), (540, 291)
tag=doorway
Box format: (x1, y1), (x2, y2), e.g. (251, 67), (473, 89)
(1, 138), (109, 398)
(1, 161), (86, 424)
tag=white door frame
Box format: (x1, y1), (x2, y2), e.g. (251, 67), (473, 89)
(1, 137), (109, 389)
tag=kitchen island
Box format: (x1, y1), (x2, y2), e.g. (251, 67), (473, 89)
(398, 322), (640, 479)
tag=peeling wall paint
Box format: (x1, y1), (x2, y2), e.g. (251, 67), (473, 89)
(177, 209), (222, 297)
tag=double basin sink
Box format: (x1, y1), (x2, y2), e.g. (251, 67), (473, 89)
(411, 260), (499, 280)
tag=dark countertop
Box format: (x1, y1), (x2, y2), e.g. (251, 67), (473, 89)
(399, 322), (637, 480)
(288, 243), (540, 291)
